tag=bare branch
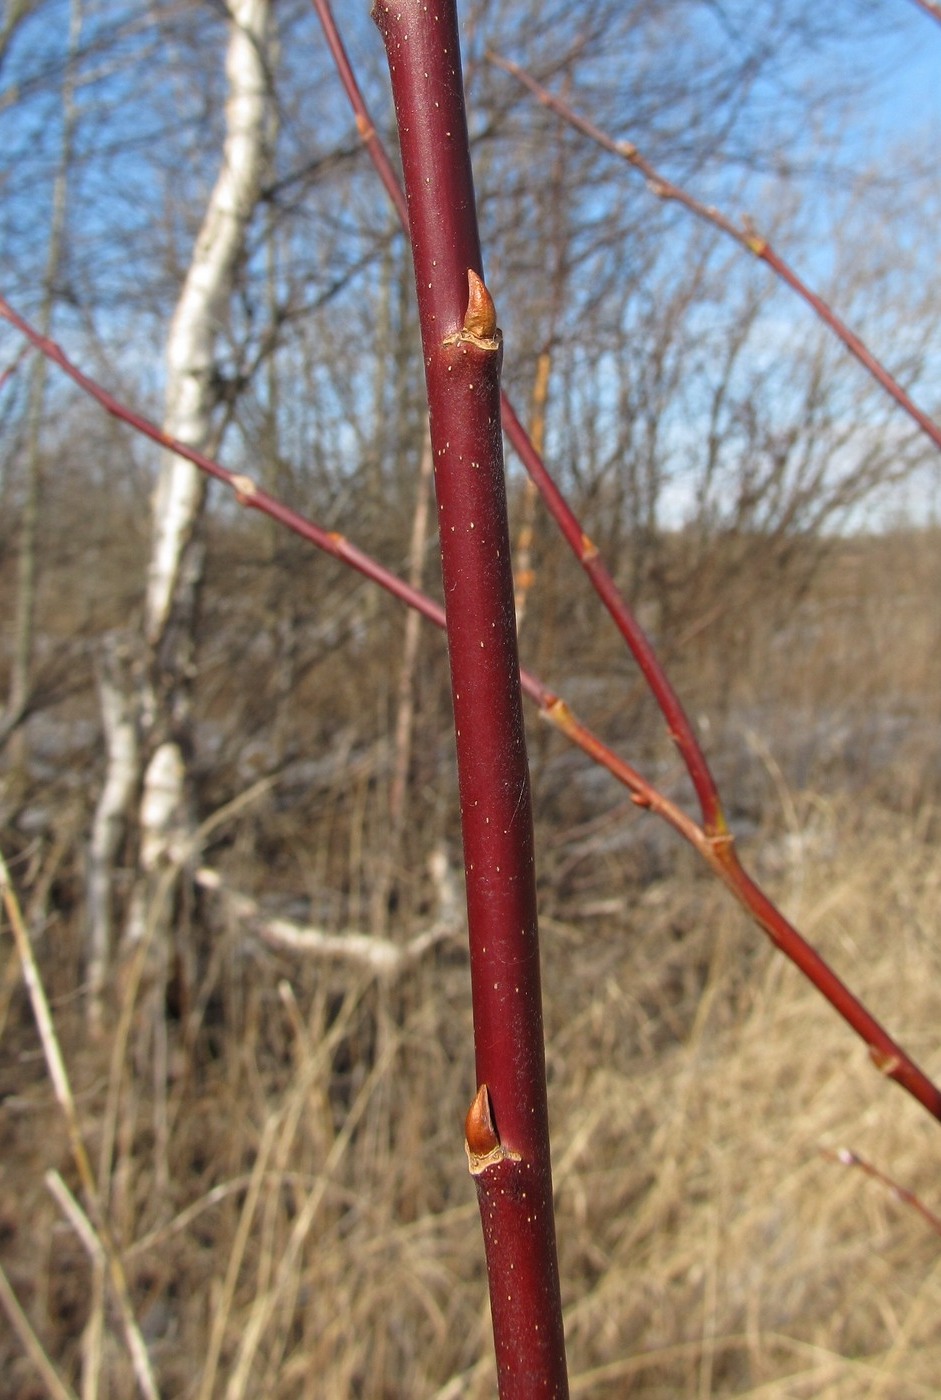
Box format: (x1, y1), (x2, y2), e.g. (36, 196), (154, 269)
(195, 865), (461, 975)
(907, 0), (941, 26)
(488, 48), (941, 456)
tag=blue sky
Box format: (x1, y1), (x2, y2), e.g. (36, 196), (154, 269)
(2, 1), (940, 533)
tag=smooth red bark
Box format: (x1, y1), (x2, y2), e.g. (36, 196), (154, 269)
(372, 2), (568, 1391)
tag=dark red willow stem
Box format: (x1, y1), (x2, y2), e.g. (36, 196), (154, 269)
(312, 0), (726, 840)
(371, 2), (568, 1392)
(5, 289), (941, 1128)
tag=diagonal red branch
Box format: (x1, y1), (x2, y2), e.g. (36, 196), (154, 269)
(313, 0), (410, 230)
(316, 0), (941, 1129)
(823, 1146), (941, 1236)
(907, 0), (941, 27)
(497, 392), (726, 831)
(488, 48), (941, 456)
(0, 294), (438, 622)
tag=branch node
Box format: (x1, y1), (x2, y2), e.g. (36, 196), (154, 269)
(230, 473), (257, 505)
(462, 268), (498, 341)
(543, 695), (571, 731)
(741, 216), (767, 255)
(465, 1084), (521, 1175)
(870, 1047), (902, 1078)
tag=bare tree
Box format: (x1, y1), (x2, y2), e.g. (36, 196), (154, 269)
(4, 0), (81, 761)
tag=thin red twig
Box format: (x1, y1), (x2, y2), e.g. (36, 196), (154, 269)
(487, 49), (941, 456)
(0, 295), (437, 623)
(907, 0), (941, 27)
(823, 1147), (941, 1236)
(290, 2), (941, 1126)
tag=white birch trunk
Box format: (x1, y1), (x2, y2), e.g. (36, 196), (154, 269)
(146, 0), (271, 646)
(117, 0), (272, 960)
(85, 637), (138, 1033)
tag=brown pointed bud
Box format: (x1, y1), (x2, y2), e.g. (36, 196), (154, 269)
(465, 1083), (499, 1156)
(463, 269), (497, 340)
(464, 1085), (521, 1175)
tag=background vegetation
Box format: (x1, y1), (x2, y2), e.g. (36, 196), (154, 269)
(1, 0), (940, 1395)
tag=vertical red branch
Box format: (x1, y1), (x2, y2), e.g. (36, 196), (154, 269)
(314, 0), (727, 837)
(372, 2), (568, 1393)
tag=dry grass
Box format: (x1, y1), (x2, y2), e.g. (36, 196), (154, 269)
(550, 799), (941, 1398)
(1, 794), (939, 1398)
(1, 524), (940, 1396)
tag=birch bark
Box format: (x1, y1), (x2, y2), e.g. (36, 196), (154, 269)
(92, 0), (272, 973)
(145, 0), (271, 653)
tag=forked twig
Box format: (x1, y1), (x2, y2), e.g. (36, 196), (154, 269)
(312, 0), (726, 835)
